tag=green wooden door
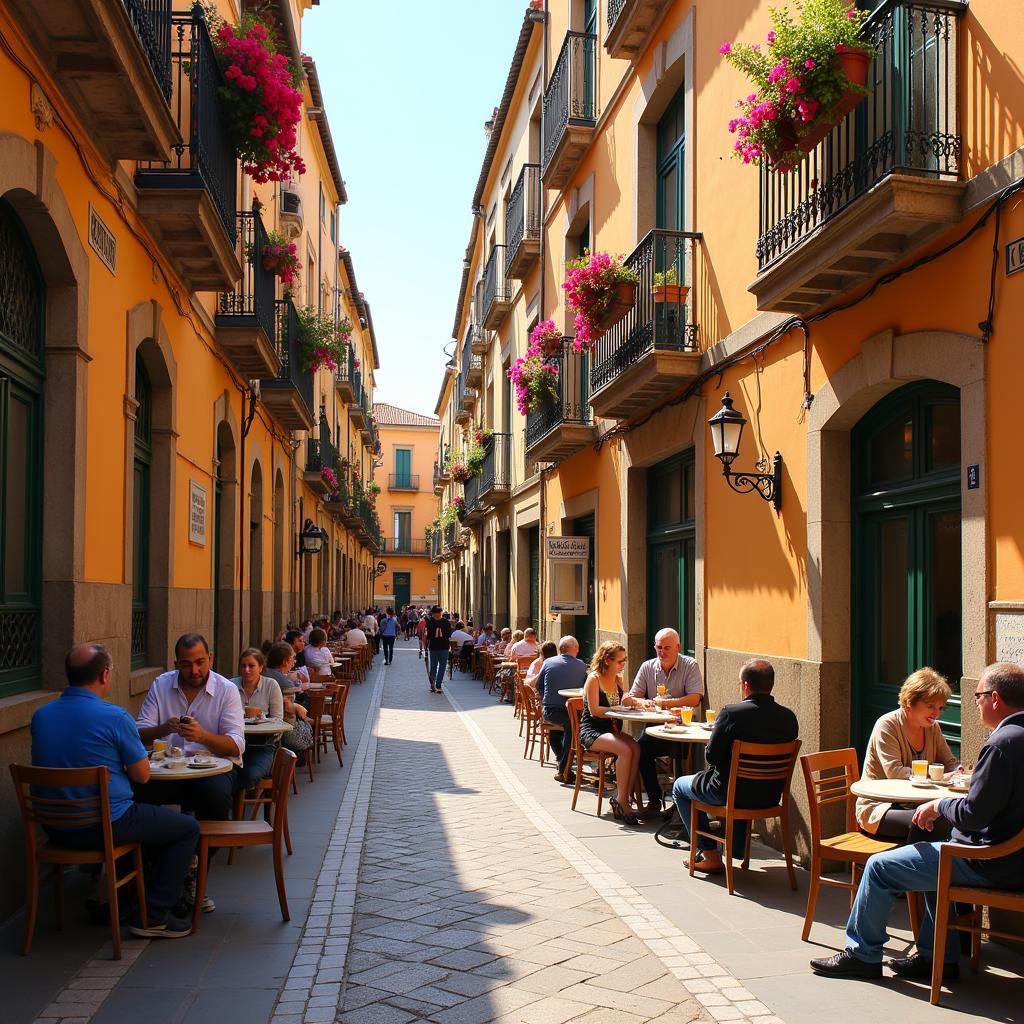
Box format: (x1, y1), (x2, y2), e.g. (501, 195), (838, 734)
(656, 86), (685, 232)
(393, 571), (411, 611)
(572, 513), (596, 663)
(852, 382), (962, 752)
(646, 451), (696, 657)
(395, 448), (412, 489)
(528, 528), (540, 628)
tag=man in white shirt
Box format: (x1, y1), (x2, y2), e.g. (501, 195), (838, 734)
(362, 610), (380, 654)
(450, 623), (474, 646)
(345, 618), (368, 648)
(303, 628), (333, 676)
(510, 627), (540, 659)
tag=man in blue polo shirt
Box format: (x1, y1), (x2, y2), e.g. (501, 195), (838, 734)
(31, 644), (198, 939)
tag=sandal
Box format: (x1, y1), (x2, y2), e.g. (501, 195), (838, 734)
(609, 798), (640, 827)
(684, 852), (724, 874)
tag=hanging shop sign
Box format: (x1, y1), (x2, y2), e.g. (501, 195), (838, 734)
(189, 480), (208, 546)
(1006, 235), (1024, 277)
(547, 535), (589, 615)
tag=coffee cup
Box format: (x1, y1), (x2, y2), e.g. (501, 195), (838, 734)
(928, 763), (945, 782)
(245, 706), (263, 720)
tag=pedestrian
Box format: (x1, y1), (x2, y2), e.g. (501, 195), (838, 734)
(426, 605), (452, 693)
(380, 607), (398, 665)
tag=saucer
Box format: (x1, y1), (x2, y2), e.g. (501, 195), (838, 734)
(911, 779), (938, 788)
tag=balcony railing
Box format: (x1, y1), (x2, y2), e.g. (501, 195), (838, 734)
(430, 530), (443, 561)
(135, 8), (236, 248)
(215, 210), (278, 376)
(605, 0), (672, 60)
(462, 474), (483, 525)
(541, 31), (597, 186)
(443, 522), (457, 552)
(505, 164), (542, 278)
(388, 473), (420, 491)
(483, 245), (511, 329)
(756, 0), (965, 273)
(383, 537), (429, 556)
(525, 339), (593, 457)
(479, 433), (512, 502)
(334, 342), (357, 403)
(125, 0), (173, 99)
(259, 299), (315, 430)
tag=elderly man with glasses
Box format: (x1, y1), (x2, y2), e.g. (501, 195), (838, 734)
(811, 662), (1024, 982)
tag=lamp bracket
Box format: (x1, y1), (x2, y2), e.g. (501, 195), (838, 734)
(723, 452), (782, 512)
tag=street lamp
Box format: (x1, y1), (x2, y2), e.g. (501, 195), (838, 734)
(297, 518), (328, 556)
(708, 392), (782, 512)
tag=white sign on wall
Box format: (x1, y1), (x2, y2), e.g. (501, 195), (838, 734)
(189, 481), (208, 546)
(995, 611), (1024, 666)
(547, 536), (590, 615)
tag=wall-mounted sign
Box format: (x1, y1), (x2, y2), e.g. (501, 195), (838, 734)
(189, 481), (207, 546)
(995, 611), (1024, 666)
(1006, 236), (1024, 277)
(88, 203), (117, 276)
(547, 536), (589, 615)
(967, 464), (980, 490)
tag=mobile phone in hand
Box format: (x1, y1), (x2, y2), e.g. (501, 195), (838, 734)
(179, 716), (192, 726)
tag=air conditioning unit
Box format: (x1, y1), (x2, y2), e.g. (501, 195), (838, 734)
(279, 184), (303, 238)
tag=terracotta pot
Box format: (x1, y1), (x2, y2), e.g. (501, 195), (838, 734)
(593, 279), (637, 334)
(537, 337), (563, 358)
(262, 255), (281, 272)
(652, 284), (690, 304)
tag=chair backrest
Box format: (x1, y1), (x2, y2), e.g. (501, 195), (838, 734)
(522, 682), (540, 717)
(307, 689), (327, 718)
(800, 747), (860, 840)
(517, 655), (535, 671)
(725, 739), (802, 809)
(269, 747), (297, 837)
(566, 697), (583, 751)
(11, 764), (115, 854)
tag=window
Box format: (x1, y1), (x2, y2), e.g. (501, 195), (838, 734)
(394, 511), (412, 553)
(656, 86), (685, 231)
(330, 210), (336, 242)
(319, 183), (325, 223)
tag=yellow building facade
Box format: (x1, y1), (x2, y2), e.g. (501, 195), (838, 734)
(373, 403), (441, 609)
(0, 0), (381, 910)
(434, 0), (1024, 849)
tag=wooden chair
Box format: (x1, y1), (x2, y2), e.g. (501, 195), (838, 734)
(538, 703), (564, 769)
(192, 747), (296, 932)
(230, 753), (295, 865)
(567, 698), (616, 817)
(306, 689), (328, 780)
(10, 764), (147, 959)
(318, 683), (345, 767)
(930, 827), (1024, 1005)
(690, 739), (802, 895)
(799, 748), (898, 940)
(521, 684), (542, 760)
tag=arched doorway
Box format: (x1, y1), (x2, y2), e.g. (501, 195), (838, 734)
(852, 381), (962, 752)
(132, 356), (152, 668)
(0, 199), (44, 695)
(249, 461), (264, 646)
(273, 469), (285, 631)
(214, 421), (238, 670)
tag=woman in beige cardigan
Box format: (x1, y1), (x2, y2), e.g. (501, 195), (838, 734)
(857, 667), (959, 839)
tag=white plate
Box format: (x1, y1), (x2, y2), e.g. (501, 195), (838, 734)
(911, 779), (939, 788)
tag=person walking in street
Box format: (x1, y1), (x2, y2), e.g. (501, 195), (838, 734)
(380, 606), (399, 665)
(426, 606), (452, 693)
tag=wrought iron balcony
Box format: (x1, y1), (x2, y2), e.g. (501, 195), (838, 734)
(542, 31), (598, 189)
(470, 322), (489, 356)
(135, 7), (240, 292)
(334, 342), (357, 404)
(605, 0), (673, 61)
(260, 299), (315, 431)
(350, 370), (369, 432)
(752, 0), (967, 313)
(525, 339), (595, 461)
(443, 522), (458, 554)
(215, 211), (279, 377)
(462, 340), (483, 388)
(353, 497), (382, 552)
(479, 433), (512, 505)
(388, 473), (420, 491)
(454, 377), (473, 424)
(462, 474), (485, 526)
(382, 537), (429, 556)
(483, 246), (512, 329)
(7, 0), (179, 161)
(436, 446), (451, 485)
(303, 413), (338, 496)
(505, 165), (542, 279)
(433, 461), (444, 494)
(590, 229), (702, 421)
(430, 529), (443, 562)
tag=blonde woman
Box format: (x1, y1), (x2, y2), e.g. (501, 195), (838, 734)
(857, 667), (959, 839)
(580, 642), (642, 825)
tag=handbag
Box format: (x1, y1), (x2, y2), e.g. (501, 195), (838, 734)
(283, 715), (314, 752)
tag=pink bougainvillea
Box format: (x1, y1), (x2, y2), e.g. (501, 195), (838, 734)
(321, 466), (339, 494)
(528, 319), (563, 359)
(210, 16), (305, 183)
(562, 251), (638, 352)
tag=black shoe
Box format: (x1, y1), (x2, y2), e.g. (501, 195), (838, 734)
(810, 950), (882, 979)
(888, 952), (959, 981)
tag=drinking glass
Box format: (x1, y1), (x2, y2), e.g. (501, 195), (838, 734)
(657, 683), (667, 698)
(911, 759), (929, 779)
(681, 707), (694, 726)
(705, 709), (716, 726)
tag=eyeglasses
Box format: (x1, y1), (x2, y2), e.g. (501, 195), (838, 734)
(974, 690), (995, 702)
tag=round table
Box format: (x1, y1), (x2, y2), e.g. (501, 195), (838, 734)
(558, 688), (583, 699)
(851, 776), (968, 803)
(642, 724), (714, 845)
(149, 755), (233, 780)
(606, 708), (675, 739)
(244, 717), (293, 736)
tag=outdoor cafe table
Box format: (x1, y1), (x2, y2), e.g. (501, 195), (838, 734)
(605, 707), (675, 739)
(244, 717), (293, 736)
(641, 723), (713, 844)
(149, 755), (233, 780)
(558, 688), (583, 699)
(850, 776), (968, 804)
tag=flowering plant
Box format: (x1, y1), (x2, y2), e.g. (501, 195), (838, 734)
(294, 306), (353, 373)
(563, 251), (639, 352)
(528, 319), (563, 359)
(508, 350), (558, 415)
(367, 481), (381, 496)
(258, 230), (300, 286)
(438, 502), (461, 527)
(720, 0), (872, 169)
(466, 440), (487, 476)
(447, 458), (471, 483)
(321, 466), (339, 494)
(205, 9), (306, 183)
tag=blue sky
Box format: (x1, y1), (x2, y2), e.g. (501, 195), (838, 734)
(304, 1), (529, 418)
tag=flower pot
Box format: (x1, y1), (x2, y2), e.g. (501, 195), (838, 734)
(537, 337), (562, 359)
(652, 284), (690, 305)
(262, 255), (281, 273)
(594, 280), (637, 334)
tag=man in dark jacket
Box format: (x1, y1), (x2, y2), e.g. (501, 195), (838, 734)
(425, 606), (453, 693)
(671, 658), (798, 874)
(812, 662), (1024, 981)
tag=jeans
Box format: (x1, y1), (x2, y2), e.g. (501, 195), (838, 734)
(638, 733), (685, 804)
(542, 706), (572, 777)
(234, 743), (277, 792)
(382, 636), (396, 663)
(372, 633), (381, 654)
(134, 771), (234, 822)
(671, 774), (748, 853)
(46, 803), (199, 922)
(846, 841), (992, 964)
(428, 648), (449, 688)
